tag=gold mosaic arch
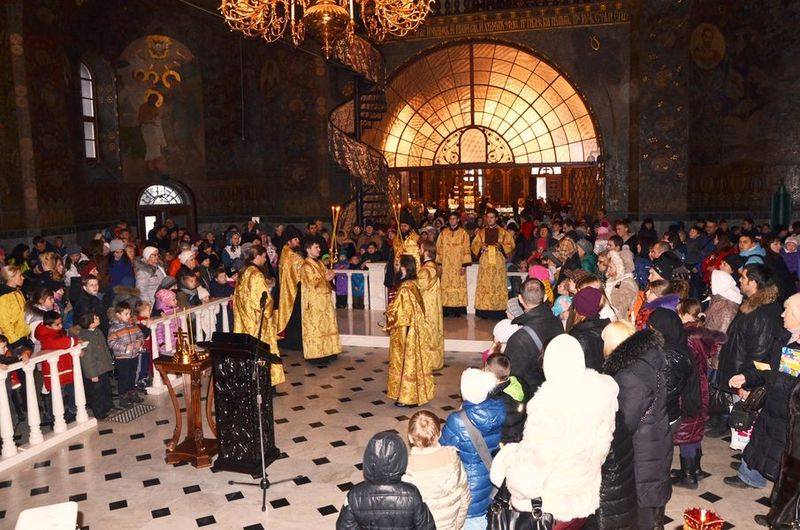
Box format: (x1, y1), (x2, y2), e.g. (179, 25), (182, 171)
(363, 42), (599, 168)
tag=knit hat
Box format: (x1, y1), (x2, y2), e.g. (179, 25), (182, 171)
(651, 251), (685, 281)
(142, 246), (159, 261)
(79, 261), (97, 277)
(178, 249), (195, 265)
(493, 319), (521, 343)
(155, 288), (177, 310)
(785, 236), (800, 248)
(723, 253), (746, 273)
(528, 264), (551, 283)
(576, 238), (594, 255)
(460, 368), (499, 404)
(596, 225), (611, 240)
(159, 276), (178, 290)
(573, 287), (603, 317)
(506, 297), (524, 319)
(109, 239), (125, 253)
(65, 244), (82, 256)
(711, 269), (743, 305)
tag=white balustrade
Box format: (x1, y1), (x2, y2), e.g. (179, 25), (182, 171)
(331, 269), (370, 310)
(0, 343), (97, 473)
(144, 297), (232, 395)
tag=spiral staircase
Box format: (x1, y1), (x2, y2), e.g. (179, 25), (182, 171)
(328, 36), (393, 236)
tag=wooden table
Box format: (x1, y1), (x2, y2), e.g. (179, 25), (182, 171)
(154, 356), (217, 468)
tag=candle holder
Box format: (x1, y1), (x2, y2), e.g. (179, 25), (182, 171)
(330, 204), (341, 268)
(683, 508), (724, 530)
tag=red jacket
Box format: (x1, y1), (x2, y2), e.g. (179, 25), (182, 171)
(34, 324), (77, 391)
(701, 248), (737, 285)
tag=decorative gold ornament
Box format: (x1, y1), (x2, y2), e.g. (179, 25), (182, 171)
(219, 0), (433, 59)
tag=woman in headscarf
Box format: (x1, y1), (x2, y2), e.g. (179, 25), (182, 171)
(705, 269), (741, 336)
(491, 334), (619, 530)
(604, 250), (639, 322)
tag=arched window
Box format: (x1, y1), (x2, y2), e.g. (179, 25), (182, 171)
(79, 62), (97, 159)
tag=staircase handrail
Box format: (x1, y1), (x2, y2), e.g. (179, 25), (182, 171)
(334, 34), (386, 87)
(328, 99), (389, 191)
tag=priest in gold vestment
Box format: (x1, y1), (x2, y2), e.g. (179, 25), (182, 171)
(383, 208), (420, 305)
(418, 242), (444, 370)
(233, 246), (285, 385)
(436, 211), (472, 316)
(385, 254), (435, 407)
(277, 227), (304, 351)
(470, 208), (515, 319)
(299, 241), (342, 361)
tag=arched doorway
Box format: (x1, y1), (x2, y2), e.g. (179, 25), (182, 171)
(136, 181), (196, 240)
(362, 41), (603, 217)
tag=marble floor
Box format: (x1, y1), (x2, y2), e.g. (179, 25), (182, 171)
(336, 309), (497, 341)
(0, 344), (771, 529)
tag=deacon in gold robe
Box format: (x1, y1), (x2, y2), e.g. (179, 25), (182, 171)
(277, 227), (304, 351)
(233, 246), (285, 385)
(436, 211), (472, 316)
(385, 254), (435, 406)
(384, 208), (420, 303)
(299, 240), (342, 361)
(418, 242), (444, 370)
(471, 208), (515, 319)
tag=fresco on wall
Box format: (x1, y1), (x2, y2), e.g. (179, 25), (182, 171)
(689, 1), (800, 211)
(117, 35), (205, 181)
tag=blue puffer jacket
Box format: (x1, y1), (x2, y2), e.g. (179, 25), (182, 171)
(441, 399), (506, 519)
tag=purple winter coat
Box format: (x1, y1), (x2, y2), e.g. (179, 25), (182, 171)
(781, 249), (800, 280)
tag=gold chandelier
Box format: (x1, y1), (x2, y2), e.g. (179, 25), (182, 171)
(220, 0), (433, 59)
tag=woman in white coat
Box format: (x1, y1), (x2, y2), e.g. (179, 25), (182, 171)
(491, 334), (619, 529)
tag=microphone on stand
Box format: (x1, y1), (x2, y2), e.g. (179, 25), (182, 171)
(259, 291), (268, 309)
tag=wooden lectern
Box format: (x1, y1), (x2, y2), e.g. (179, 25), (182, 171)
(200, 332), (281, 477)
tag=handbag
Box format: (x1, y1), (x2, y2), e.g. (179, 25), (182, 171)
(729, 388), (766, 431)
(487, 481), (554, 530)
(708, 386), (732, 416)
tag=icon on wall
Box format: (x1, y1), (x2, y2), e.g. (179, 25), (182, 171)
(691, 23), (725, 70)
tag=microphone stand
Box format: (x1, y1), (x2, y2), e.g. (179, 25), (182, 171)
(228, 290), (297, 512)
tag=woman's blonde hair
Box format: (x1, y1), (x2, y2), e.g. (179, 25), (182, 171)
(1, 265), (21, 283)
(601, 320), (636, 358)
(39, 251), (63, 281)
(407, 410), (442, 448)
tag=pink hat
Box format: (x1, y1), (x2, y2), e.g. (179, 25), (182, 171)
(528, 264), (551, 283)
(597, 226), (611, 240)
(155, 288), (177, 310)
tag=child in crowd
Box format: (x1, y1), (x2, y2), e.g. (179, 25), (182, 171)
(333, 255), (349, 309)
(484, 353), (527, 443)
(135, 300), (153, 388)
(107, 302), (144, 407)
(402, 410), (471, 530)
(552, 279), (573, 325)
(71, 312), (114, 419)
(348, 255), (365, 309)
(177, 272), (203, 309)
(154, 288), (181, 354)
(34, 310), (78, 422)
(209, 267), (234, 333)
(336, 431), (435, 529)
(441, 368), (506, 530)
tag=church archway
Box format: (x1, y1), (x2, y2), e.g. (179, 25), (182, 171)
(362, 40), (603, 216)
(136, 180), (196, 240)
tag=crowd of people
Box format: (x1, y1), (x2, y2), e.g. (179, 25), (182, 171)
(4, 206), (800, 529)
(333, 207), (800, 530)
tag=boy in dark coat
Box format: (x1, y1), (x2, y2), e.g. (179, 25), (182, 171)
(336, 431), (434, 530)
(71, 312), (114, 419)
(484, 353), (526, 444)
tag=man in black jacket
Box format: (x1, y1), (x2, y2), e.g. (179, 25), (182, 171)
(504, 278), (564, 399)
(710, 264), (782, 438)
(336, 431), (434, 530)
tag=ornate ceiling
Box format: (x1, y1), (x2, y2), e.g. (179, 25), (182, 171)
(364, 42), (599, 168)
